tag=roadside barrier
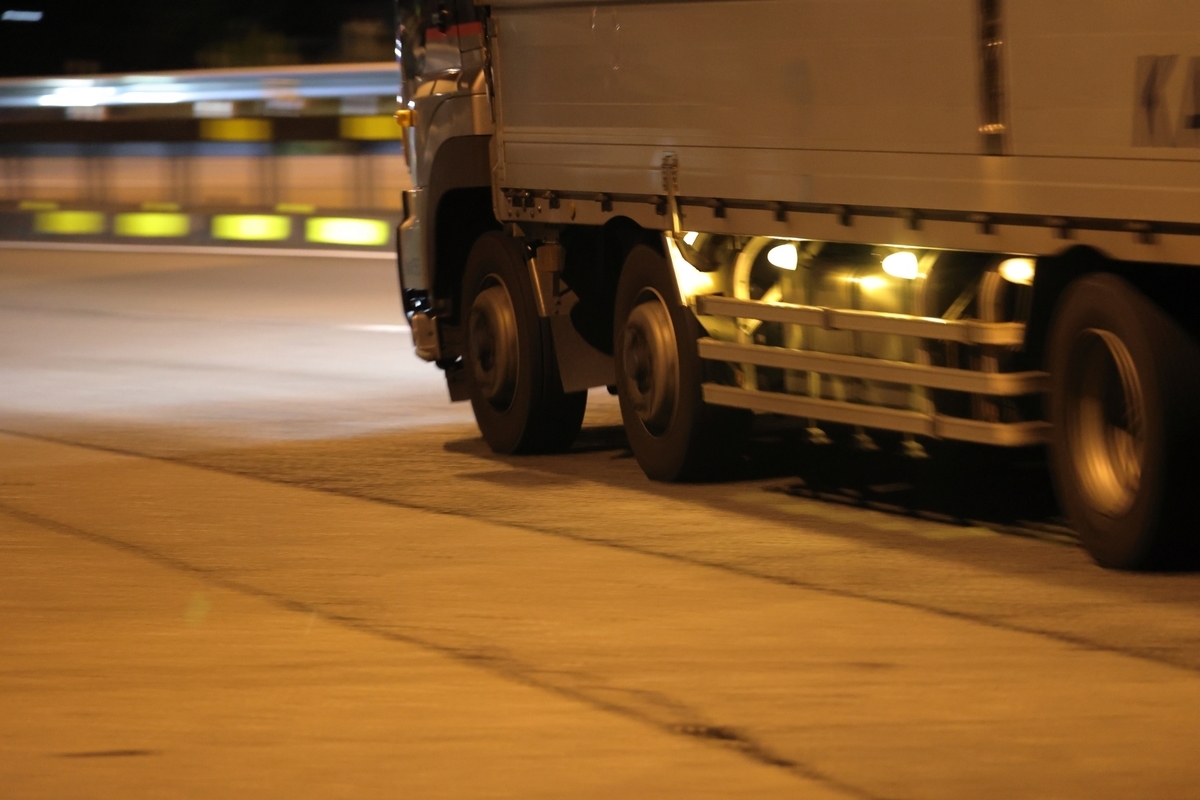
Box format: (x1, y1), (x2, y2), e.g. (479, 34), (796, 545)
(1, 201), (398, 251)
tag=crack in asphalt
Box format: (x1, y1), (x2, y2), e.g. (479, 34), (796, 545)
(0, 498), (884, 800)
(57, 749), (160, 759)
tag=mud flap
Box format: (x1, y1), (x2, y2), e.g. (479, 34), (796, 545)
(550, 314), (615, 394)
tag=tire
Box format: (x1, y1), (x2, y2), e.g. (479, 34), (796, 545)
(613, 243), (750, 481)
(462, 232), (587, 454)
(1047, 273), (1200, 569)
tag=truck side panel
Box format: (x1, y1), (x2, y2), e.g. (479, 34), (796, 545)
(1008, 0), (1200, 158)
(495, 1), (978, 153)
(489, 0), (1200, 241)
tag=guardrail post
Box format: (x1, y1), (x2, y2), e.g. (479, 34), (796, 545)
(169, 146), (194, 207)
(0, 155), (26, 202)
(83, 147), (110, 205)
(256, 146), (281, 208)
(351, 142), (377, 210)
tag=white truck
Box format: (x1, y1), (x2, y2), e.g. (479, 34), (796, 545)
(393, 0), (1200, 569)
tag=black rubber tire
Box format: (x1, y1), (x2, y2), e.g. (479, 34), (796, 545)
(1047, 273), (1200, 569)
(613, 244), (750, 481)
(462, 232), (587, 454)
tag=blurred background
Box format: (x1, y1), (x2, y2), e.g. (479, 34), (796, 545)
(0, 0), (406, 249)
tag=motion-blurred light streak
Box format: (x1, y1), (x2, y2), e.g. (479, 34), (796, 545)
(212, 215), (291, 241)
(38, 86), (116, 107)
(339, 115), (403, 140)
(199, 118), (272, 142)
(114, 213), (190, 238)
(1, 9), (43, 21)
(306, 217), (389, 246)
(34, 211), (105, 235)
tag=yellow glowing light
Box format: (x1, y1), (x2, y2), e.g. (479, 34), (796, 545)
(858, 275), (890, 292)
(767, 242), (799, 270)
(666, 236), (714, 301)
(682, 231), (699, 246)
(34, 210), (105, 235)
(212, 214), (291, 241)
(882, 251), (920, 280)
(998, 257), (1035, 286)
(115, 212), (189, 237)
(306, 217), (390, 246)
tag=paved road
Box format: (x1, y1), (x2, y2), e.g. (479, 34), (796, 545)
(2, 244), (1200, 799)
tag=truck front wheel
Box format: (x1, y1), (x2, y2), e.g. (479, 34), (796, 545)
(614, 244), (748, 481)
(462, 232), (587, 454)
(1047, 273), (1200, 569)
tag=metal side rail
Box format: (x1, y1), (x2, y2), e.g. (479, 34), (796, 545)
(697, 339), (1049, 396)
(695, 294), (1049, 446)
(701, 384), (1051, 447)
(696, 295), (1026, 346)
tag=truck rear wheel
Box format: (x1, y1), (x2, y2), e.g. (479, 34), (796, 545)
(614, 244), (749, 481)
(462, 232), (587, 454)
(1047, 273), (1200, 569)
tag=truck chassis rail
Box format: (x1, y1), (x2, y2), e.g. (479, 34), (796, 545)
(502, 188), (1181, 245)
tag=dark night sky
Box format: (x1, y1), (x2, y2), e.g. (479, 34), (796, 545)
(0, 1), (394, 77)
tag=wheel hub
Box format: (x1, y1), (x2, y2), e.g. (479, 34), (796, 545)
(1067, 328), (1146, 517)
(622, 291), (679, 435)
(468, 280), (519, 411)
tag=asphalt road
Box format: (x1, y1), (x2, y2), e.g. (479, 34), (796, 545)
(2, 244), (1200, 799)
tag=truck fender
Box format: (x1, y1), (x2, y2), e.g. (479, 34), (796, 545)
(424, 135), (498, 320)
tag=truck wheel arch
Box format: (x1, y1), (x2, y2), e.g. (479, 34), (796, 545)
(558, 216), (664, 356)
(1026, 245), (1200, 368)
(425, 135), (499, 329)
(1024, 245), (1108, 367)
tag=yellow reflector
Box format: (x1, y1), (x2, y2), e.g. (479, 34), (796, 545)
(19, 200), (59, 211)
(212, 214), (291, 241)
(199, 118), (272, 142)
(306, 217), (390, 246)
(141, 201), (180, 212)
(393, 109), (416, 128)
(34, 210), (105, 235)
(114, 212), (190, 238)
(275, 202), (316, 214)
(340, 115), (403, 141)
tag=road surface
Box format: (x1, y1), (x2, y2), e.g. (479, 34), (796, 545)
(2, 243), (1200, 799)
